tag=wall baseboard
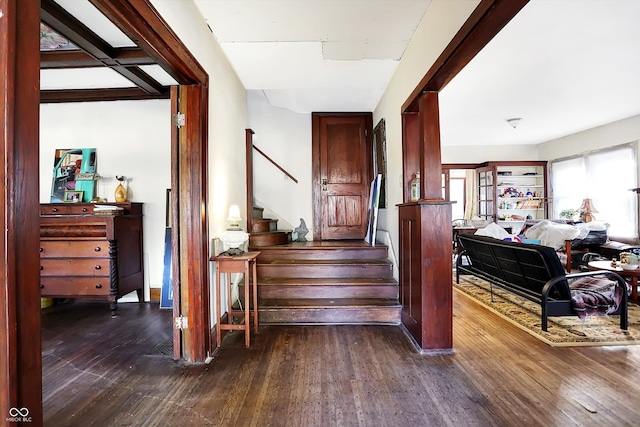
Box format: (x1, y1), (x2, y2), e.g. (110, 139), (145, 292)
(149, 287), (161, 302)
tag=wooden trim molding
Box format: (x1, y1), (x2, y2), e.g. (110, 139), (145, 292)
(90, 0), (208, 86)
(41, 87), (170, 103)
(0, 0), (43, 422)
(246, 129), (255, 232)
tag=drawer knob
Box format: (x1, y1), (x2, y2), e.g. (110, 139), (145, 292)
(39, 247), (43, 252)
(95, 265), (102, 270)
(40, 284), (44, 289)
(94, 247), (101, 252)
(52, 208), (58, 212)
(82, 207), (88, 212)
(95, 284), (102, 289)
(40, 266), (43, 270)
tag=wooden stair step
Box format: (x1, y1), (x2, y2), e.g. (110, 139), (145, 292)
(251, 206), (265, 220)
(257, 259), (393, 278)
(251, 219), (278, 233)
(249, 231), (291, 247)
(254, 244), (389, 261)
(258, 298), (401, 325)
(258, 277), (398, 299)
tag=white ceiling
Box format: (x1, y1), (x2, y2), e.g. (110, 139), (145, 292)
(193, 0), (640, 146)
(193, 0), (430, 113)
(42, 0), (640, 147)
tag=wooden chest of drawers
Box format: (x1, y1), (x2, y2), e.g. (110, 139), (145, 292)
(40, 203), (144, 316)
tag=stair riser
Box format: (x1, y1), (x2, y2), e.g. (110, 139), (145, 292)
(258, 264), (393, 279)
(256, 247), (389, 261)
(249, 233), (290, 247)
(258, 307), (401, 325)
(251, 220), (277, 233)
(259, 285), (398, 300)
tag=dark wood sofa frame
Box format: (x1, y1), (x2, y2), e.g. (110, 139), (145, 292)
(455, 233), (628, 331)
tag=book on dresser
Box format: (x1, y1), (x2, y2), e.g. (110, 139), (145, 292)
(39, 202), (144, 317)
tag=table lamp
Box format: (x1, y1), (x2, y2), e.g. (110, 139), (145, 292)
(220, 204), (249, 255)
(579, 198), (598, 222)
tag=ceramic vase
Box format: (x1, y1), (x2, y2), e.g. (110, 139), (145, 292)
(114, 183), (127, 202)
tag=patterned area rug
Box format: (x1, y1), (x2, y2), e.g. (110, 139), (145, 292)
(454, 274), (640, 347)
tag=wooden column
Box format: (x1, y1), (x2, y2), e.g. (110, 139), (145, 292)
(0, 0), (43, 422)
(399, 91), (453, 352)
(419, 92), (443, 199)
(398, 0), (529, 353)
(176, 84), (211, 362)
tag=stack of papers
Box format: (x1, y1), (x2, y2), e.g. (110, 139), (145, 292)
(93, 205), (124, 215)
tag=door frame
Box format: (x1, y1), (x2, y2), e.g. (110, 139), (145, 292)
(311, 112), (373, 240)
(1, 0), (211, 421)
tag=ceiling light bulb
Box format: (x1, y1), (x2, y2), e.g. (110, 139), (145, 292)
(507, 118), (523, 129)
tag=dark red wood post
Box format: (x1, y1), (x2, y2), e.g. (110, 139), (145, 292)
(0, 0), (44, 422)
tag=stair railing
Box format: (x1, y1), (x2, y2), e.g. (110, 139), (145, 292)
(246, 128), (298, 233)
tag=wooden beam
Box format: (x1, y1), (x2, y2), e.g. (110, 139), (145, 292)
(0, 0), (43, 422)
(40, 87), (170, 103)
(41, 0), (164, 94)
(402, 0), (529, 112)
(90, 0), (208, 86)
(41, 47), (157, 69)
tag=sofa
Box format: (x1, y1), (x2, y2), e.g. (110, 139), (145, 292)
(455, 233), (628, 331)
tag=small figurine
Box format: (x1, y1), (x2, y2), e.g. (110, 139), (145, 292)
(293, 218), (309, 242)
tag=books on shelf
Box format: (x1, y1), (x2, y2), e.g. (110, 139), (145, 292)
(514, 199), (541, 209)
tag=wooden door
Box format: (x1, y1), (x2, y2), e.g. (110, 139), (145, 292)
(312, 113), (373, 240)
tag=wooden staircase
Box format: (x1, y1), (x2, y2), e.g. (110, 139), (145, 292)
(252, 241), (401, 325)
(248, 206), (291, 247)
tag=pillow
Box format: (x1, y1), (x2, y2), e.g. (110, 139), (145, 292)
(474, 222), (510, 240)
(523, 220), (580, 250)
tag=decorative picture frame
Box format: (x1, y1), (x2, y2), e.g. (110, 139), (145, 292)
(63, 190), (83, 203)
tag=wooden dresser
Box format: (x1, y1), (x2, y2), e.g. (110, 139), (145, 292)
(40, 202), (144, 317)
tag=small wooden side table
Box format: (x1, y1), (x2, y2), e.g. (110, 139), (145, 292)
(212, 251), (260, 348)
(588, 260), (639, 302)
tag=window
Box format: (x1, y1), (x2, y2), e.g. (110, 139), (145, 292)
(551, 144), (637, 238)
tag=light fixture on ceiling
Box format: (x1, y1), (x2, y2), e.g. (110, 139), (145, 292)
(507, 118), (523, 129)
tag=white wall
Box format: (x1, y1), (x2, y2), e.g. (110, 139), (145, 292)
(40, 100), (171, 300)
(442, 144), (540, 163)
(537, 114), (640, 162)
(150, 0), (249, 322)
(150, 1), (248, 238)
(373, 0), (480, 251)
(247, 90), (313, 236)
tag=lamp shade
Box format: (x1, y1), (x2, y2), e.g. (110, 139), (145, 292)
(227, 205), (242, 230)
(579, 198), (598, 222)
(227, 204), (242, 222)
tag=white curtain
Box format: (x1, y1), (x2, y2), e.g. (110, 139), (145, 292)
(551, 144), (637, 238)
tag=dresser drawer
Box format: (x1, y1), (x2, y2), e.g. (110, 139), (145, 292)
(41, 204), (93, 215)
(41, 258), (111, 276)
(40, 240), (110, 258)
(40, 277), (111, 297)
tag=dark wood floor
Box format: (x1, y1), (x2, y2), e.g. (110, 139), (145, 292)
(42, 294), (640, 426)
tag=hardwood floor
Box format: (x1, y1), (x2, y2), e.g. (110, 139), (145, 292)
(42, 294), (640, 426)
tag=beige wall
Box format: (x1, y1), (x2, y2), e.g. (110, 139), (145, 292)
(150, 0), (249, 239)
(373, 0), (480, 255)
(537, 114), (640, 163)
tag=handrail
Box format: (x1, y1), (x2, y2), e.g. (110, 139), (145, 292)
(252, 144), (298, 183)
